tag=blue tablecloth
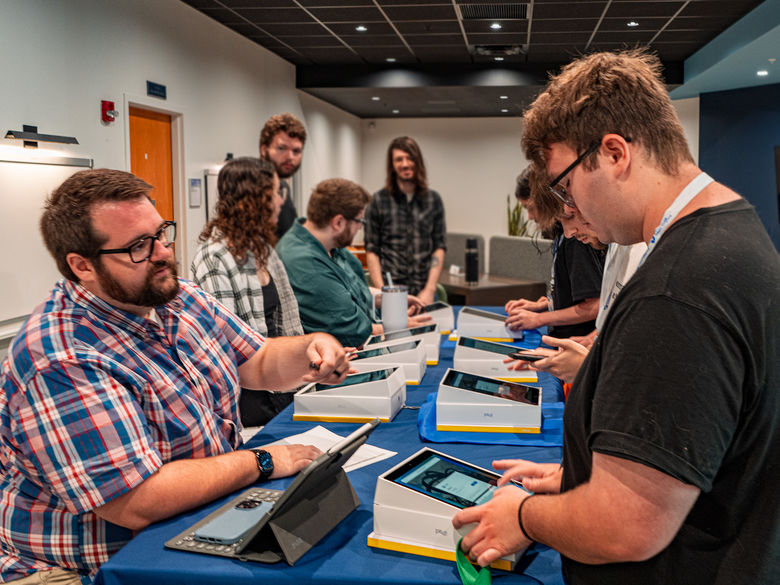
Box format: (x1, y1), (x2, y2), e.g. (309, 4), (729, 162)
(96, 307), (565, 585)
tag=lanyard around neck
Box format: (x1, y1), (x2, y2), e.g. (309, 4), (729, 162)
(637, 172), (713, 268)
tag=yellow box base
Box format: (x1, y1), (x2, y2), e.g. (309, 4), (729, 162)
(436, 424), (541, 434)
(367, 534), (512, 572)
(293, 414), (391, 423)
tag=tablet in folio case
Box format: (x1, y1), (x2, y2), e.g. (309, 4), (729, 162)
(165, 419), (378, 565)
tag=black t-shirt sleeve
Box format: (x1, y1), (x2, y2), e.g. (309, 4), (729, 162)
(564, 238), (604, 303)
(588, 295), (743, 491)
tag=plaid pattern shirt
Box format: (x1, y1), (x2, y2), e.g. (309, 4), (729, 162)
(364, 187), (446, 295)
(0, 279), (263, 582)
(191, 238), (304, 337)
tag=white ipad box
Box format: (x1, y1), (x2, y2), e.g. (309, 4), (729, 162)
(453, 336), (538, 383)
(455, 307), (520, 341)
(293, 366), (406, 423)
(436, 368), (542, 433)
(364, 322), (440, 365)
(419, 301), (454, 334)
(349, 338), (427, 385)
(368, 447), (524, 571)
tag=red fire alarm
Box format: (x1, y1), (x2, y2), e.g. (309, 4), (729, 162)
(101, 100), (119, 123)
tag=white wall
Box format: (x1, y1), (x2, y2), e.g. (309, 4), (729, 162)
(360, 99), (699, 265)
(298, 91), (364, 211)
(0, 0), (361, 280)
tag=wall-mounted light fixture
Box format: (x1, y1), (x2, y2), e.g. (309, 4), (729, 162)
(4, 124), (78, 149)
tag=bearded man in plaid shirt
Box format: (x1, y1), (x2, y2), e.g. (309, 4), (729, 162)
(0, 169), (351, 584)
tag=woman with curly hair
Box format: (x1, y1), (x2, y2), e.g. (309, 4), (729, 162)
(192, 156), (304, 426)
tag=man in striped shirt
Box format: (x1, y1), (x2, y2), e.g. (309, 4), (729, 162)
(0, 169), (350, 584)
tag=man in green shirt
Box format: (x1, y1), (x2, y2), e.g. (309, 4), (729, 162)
(277, 178), (429, 347)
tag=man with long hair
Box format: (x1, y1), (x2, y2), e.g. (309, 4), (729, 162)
(365, 136), (446, 305)
(454, 50), (779, 584)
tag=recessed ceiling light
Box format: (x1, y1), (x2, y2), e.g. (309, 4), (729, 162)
(757, 70), (769, 77)
(501, 109), (509, 113)
(627, 21), (639, 28)
(490, 23), (502, 30)
(494, 56), (504, 62)
(355, 25), (367, 32)
(371, 96), (381, 101)
(386, 57), (396, 63)
(499, 95), (509, 100)
(392, 109), (400, 114)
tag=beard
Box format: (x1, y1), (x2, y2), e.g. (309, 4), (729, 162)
(334, 226), (354, 249)
(96, 257), (180, 308)
(262, 153), (299, 179)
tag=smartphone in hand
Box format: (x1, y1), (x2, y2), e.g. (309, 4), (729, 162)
(509, 351), (546, 363)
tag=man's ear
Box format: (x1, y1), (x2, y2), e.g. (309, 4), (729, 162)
(330, 214), (346, 232)
(600, 134), (632, 176)
(260, 144), (268, 158)
(67, 253), (97, 285)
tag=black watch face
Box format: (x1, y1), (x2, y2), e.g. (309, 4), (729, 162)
(256, 450), (273, 474)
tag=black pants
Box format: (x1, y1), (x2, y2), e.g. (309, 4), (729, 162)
(238, 389), (294, 427)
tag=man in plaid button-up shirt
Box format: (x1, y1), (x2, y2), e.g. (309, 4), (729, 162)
(365, 136), (446, 305)
(0, 169), (350, 583)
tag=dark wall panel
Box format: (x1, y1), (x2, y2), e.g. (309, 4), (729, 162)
(699, 83), (780, 250)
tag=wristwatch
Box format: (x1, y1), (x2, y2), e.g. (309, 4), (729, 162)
(250, 449), (274, 481)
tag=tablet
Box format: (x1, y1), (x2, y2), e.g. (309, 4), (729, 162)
(166, 419), (380, 564)
(384, 450), (510, 509)
(367, 323), (438, 344)
(457, 336), (518, 357)
(312, 368), (397, 392)
(351, 341), (419, 360)
(420, 301), (449, 313)
(459, 307), (507, 322)
(442, 370), (540, 405)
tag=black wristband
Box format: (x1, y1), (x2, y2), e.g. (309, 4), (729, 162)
(517, 495), (536, 542)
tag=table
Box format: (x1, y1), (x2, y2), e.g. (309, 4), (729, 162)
(439, 273), (546, 306)
(95, 309), (564, 585)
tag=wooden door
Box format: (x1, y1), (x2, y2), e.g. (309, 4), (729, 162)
(129, 107), (174, 221)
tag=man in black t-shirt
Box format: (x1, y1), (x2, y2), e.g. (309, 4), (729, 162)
(453, 49), (779, 585)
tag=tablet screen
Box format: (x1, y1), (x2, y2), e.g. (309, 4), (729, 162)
(385, 451), (501, 508)
(460, 307), (507, 322)
(367, 324), (437, 344)
(352, 341), (418, 360)
(458, 337), (517, 356)
(313, 368), (396, 391)
(442, 370), (540, 405)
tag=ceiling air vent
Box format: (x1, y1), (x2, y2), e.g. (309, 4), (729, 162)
(459, 3), (528, 20)
(470, 44), (527, 57)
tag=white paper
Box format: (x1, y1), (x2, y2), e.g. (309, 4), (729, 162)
(257, 425), (396, 473)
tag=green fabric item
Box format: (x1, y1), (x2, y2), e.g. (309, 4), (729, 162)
(456, 537), (492, 585)
(277, 219), (375, 347)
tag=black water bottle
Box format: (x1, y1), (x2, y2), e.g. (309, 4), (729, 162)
(465, 238), (479, 284)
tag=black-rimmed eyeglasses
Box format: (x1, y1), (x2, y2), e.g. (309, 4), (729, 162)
(97, 221), (176, 263)
(350, 217), (367, 227)
(547, 141), (601, 208)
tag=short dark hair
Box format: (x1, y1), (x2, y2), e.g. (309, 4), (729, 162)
(385, 136), (428, 193)
(199, 157), (277, 266)
(306, 178), (370, 229)
(40, 169), (152, 281)
(515, 166), (531, 202)
(259, 113), (307, 151)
